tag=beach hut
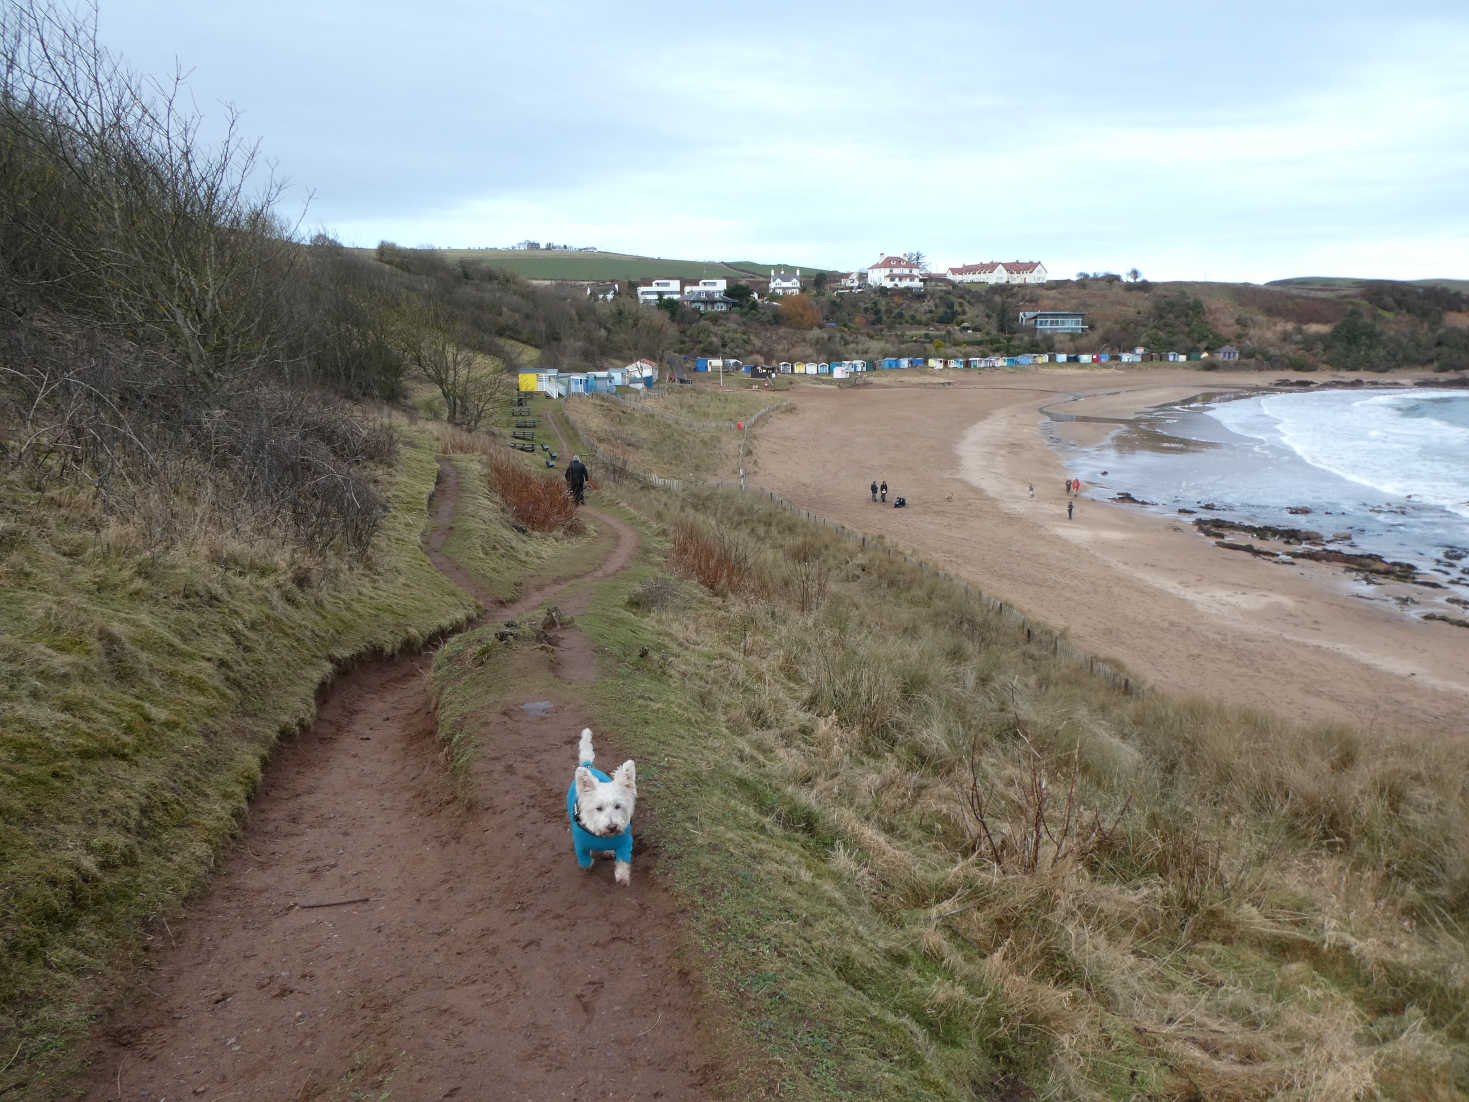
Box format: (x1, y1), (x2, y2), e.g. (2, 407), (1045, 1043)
(1098, 353), (1110, 363)
(816, 362), (830, 375)
(1017, 354), (1032, 365)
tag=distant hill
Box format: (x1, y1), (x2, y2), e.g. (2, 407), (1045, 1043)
(1269, 276), (1469, 295)
(372, 248), (831, 284)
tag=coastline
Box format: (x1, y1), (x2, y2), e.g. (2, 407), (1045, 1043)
(747, 367), (1469, 740)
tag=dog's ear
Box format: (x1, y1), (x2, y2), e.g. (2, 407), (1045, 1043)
(575, 766), (600, 800)
(613, 759), (636, 796)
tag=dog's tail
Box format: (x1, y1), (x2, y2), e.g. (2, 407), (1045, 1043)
(578, 727), (595, 765)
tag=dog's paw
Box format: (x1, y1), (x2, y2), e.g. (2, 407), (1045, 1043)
(614, 860), (631, 886)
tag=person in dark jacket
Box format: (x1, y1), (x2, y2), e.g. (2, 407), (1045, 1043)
(870, 480), (879, 502)
(565, 454), (590, 505)
(879, 480), (888, 503)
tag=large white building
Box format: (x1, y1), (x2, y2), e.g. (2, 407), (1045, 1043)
(867, 255), (923, 290)
(636, 278), (682, 304)
(947, 260), (1048, 285)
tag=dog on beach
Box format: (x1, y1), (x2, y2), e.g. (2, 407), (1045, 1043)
(567, 728), (636, 885)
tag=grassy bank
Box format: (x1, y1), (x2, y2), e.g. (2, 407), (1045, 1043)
(434, 477), (1469, 1099)
(0, 424), (479, 1095)
(367, 249), (814, 284)
(555, 385), (786, 484)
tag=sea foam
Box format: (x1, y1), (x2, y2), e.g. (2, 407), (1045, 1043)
(1212, 390), (1469, 520)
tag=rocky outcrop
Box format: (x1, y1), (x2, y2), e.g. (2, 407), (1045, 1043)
(1194, 518), (1427, 583)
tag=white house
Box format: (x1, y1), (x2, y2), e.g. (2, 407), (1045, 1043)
(946, 260), (1048, 285)
(768, 269), (801, 296)
(998, 260), (1047, 284)
(684, 278), (727, 298)
(867, 255), (923, 290)
(837, 271), (866, 292)
(682, 278), (733, 312)
(948, 262), (1002, 284)
(637, 278), (682, 304)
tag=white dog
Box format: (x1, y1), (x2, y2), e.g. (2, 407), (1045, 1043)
(566, 728), (636, 885)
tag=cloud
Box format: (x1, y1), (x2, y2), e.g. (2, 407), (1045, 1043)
(92, 0), (1469, 282)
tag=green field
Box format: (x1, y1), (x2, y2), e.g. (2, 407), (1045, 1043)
(1269, 275), (1469, 294)
(356, 247), (832, 284)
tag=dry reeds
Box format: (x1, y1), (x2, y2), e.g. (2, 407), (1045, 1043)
(669, 516), (761, 596)
(484, 452), (582, 535)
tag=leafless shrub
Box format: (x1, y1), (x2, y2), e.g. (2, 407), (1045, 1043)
(962, 718), (1130, 875)
(669, 517), (761, 596)
(483, 451), (581, 535)
(0, 4), (396, 555)
(627, 574), (683, 612)
(785, 534), (831, 613)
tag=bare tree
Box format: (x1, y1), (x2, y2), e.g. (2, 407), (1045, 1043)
(1, 0), (301, 395)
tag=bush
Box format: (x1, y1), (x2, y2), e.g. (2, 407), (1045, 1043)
(484, 452), (582, 535)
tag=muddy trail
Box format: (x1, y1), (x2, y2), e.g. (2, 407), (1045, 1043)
(73, 458), (717, 1100)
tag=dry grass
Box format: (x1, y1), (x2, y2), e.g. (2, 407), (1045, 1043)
(570, 483), (1469, 1099)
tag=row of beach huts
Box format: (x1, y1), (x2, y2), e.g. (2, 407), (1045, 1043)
(520, 349), (1226, 398)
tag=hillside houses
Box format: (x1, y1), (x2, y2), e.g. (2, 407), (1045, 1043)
(629, 252), (1056, 310)
(634, 278), (735, 311)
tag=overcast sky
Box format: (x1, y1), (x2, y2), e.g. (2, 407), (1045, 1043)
(93, 0), (1469, 283)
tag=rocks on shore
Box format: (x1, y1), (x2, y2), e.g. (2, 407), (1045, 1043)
(1193, 517), (1426, 583)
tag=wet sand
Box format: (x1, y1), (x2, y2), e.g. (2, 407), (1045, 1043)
(747, 367), (1469, 740)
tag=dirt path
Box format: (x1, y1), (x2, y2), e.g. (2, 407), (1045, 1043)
(74, 461), (717, 1100)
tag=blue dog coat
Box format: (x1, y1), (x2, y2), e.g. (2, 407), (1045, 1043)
(567, 762), (633, 866)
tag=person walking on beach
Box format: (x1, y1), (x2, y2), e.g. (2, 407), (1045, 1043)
(565, 454), (590, 505)
(880, 480), (888, 503)
(871, 480), (879, 502)
(1067, 499), (1074, 520)
(1064, 478), (1072, 496)
(1074, 477), (1082, 496)
(1028, 483), (1035, 498)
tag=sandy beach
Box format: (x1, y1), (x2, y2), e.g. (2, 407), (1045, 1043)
(747, 367), (1469, 741)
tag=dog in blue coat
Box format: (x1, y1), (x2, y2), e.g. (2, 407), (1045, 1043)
(568, 728), (637, 885)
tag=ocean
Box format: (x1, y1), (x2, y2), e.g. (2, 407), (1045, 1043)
(1061, 386), (1469, 607)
